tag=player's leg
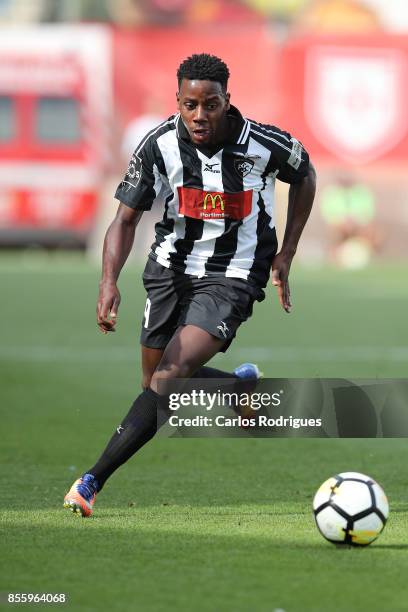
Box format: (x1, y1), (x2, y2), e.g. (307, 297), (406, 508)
(64, 324), (224, 513)
(64, 357), (258, 516)
(139, 260), (261, 382)
(63, 298), (228, 515)
(85, 324), (226, 486)
(140, 344), (252, 391)
(150, 324), (225, 389)
(63, 384), (161, 516)
(64, 268), (262, 515)
(140, 326), (256, 389)
(141, 346), (163, 390)
(94, 325), (225, 473)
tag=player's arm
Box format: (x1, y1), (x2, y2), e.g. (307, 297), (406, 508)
(272, 162), (317, 313)
(98, 135), (163, 333)
(97, 203), (143, 334)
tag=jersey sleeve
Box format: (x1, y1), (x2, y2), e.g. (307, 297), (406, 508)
(266, 125), (310, 184)
(115, 138), (163, 210)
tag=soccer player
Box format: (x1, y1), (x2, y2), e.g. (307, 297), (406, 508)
(64, 54), (316, 517)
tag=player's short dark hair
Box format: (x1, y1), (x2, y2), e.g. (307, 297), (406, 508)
(177, 54), (230, 91)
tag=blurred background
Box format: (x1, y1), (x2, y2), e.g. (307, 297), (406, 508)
(1, 0), (408, 268)
(2, 7), (407, 607)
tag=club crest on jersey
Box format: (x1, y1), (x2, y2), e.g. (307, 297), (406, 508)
(234, 158), (254, 177)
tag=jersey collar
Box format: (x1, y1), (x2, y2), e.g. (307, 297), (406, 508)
(175, 105), (250, 146)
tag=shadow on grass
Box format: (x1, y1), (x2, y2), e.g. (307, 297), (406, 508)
(371, 544), (408, 550)
(1, 508), (402, 553)
(2, 512), (407, 612)
(389, 506), (408, 513)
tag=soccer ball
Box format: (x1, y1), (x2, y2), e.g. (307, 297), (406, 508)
(313, 472), (389, 546)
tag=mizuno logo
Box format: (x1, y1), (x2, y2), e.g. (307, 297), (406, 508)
(116, 425), (124, 434)
(217, 320), (229, 338)
(204, 162), (220, 173)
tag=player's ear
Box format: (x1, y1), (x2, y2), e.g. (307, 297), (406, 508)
(225, 92), (231, 110)
(176, 91), (181, 109)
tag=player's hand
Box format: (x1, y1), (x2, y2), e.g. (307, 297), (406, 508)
(271, 252), (293, 313)
(97, 280), (121, 334)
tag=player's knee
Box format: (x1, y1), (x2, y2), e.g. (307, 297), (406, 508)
(141, 373), (152, 390)
(150, 361), (193, 390)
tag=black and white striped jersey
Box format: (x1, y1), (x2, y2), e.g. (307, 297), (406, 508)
(115, 105), (310, 288)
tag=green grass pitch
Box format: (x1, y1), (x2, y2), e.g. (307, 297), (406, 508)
(1, 253), (408, 611)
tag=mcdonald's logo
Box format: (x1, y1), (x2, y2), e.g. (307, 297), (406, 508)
(203, 193), (225, 211)
(177, 186), (252, 220)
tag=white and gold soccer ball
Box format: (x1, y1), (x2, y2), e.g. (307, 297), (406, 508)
(313, 472), (389, 546)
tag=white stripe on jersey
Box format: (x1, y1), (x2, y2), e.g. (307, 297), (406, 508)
(153, 129), (185, 267)
(250, 128), (294, 155)
(225, 136), (274, 279)
(134, 117), (177, 157)
(152, 163), (163, 199)
(237, 119), (250, 145)
(183, 149), (225, 277)
(249, 121), (291, 142)
(250, 127), (306, 168)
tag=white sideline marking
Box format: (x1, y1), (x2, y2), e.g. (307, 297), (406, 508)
(0, 346), (407, 363)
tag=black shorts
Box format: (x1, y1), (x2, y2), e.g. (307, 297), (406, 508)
(140, 258), (265, 353)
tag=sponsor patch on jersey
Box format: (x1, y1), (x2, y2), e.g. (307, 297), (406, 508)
(177, 187), (252, 220)
(123, 153), (143, 191)
(234, 158), (254, 177)
(287, 139), (303, 170)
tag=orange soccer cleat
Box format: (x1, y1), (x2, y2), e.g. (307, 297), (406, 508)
(63, 474), (99, 517)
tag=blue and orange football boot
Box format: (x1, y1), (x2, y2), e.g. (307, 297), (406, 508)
(63, 473), (99, 517)
(233, 362), (264, 422)
(233, 363), (263, 381)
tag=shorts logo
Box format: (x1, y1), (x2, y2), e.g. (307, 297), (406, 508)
(234, 158), (254, 177)
(177, 187), (252, 220)
(144, 297), (151, 328)
(217, 320), (229, 338)
(203, 193), (225, 212)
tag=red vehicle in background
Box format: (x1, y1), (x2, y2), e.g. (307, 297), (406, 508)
(0, 25), (112, 246)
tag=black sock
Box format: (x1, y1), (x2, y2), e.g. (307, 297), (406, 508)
(193, 366), (238, 379)
(87, 368), (247, 491)
(193, 366), (258, 402)
(87, 388), (162, 490)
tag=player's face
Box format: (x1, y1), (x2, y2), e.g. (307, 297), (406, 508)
(177, 79), (230, 146)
